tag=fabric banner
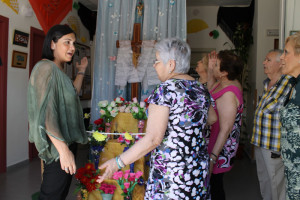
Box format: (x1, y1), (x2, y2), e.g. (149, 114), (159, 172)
(2, 0), (19, 14)
(28, 0), (72, 33)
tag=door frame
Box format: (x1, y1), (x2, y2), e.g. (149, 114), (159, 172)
(0, 15), (9, 173)
(28, 27), (45, 160)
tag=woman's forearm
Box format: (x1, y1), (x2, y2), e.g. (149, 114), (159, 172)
(73, 73), (84, 94)
(119, 133), (161, 166)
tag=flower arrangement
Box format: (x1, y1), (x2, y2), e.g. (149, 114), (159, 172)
(113, 170), (143, 199)
(99, 183), (117, 195)
(89, 130), (108, 147)
(75, 163), (101, 199)
(98, 99), (120, 123)
(89, 131), (109, 167)
(130, 97), (147, 120)
(118, 132), (135, 148)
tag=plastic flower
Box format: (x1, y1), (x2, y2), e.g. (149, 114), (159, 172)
(98, 100), (108, 107)
(84, 113), (90, 119)
(92, 131), (107, 142)
(124, 132), (133, 140)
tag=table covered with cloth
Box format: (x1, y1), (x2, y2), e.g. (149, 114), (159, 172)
(88, 113), (149, 200)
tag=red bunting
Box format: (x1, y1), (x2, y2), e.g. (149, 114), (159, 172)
(29, 0), (72, 34)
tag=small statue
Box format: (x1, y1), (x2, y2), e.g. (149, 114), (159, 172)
(137, 3), (143, 17)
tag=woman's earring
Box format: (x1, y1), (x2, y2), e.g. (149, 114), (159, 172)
(169, 70), (172, 74)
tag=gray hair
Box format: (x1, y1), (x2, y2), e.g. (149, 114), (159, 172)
(268, 49), (283, 62)
(155, 38), (191, 73)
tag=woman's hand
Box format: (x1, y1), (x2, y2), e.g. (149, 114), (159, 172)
(59, 148), (76, 175)
(208, 51), (217, 71)
(97, 158), (119, 183)
(76, 57), (88, 73)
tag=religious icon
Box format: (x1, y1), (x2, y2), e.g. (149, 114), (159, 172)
(137, 3), (143, 17)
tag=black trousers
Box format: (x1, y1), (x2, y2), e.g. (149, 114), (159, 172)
(210, 173), (226, 200)
(39, 143), (77, 200)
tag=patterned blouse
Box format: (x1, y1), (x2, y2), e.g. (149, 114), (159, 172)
(145, 79), (213, 200)
(280, 75), (300, 200)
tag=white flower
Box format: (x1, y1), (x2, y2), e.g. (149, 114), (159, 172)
(100, 109), (106, 115)
(110, 108), (119, 117)
(140, 102), (145, 108)
(119, 106), (126, 113)
(98, 100), (108, 108)
(107, 106), (112, 111)
(115, 97), (123, 104)
(125, 107), (131, 113)
(110, 101), (116, 107)
(132, 97), (138, 103)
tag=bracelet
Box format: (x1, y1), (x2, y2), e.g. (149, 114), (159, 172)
(211, 153), (218, 158)
(77, 71), (85, 76)
(116, 156), (125, 169)
(115, 157), (121, 169)
(210, 157), (216, 164)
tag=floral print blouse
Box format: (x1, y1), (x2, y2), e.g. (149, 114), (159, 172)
(145, 79), (213, 200)
(280, 75), (300, 200)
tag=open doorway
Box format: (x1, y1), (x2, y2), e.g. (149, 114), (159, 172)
(0, 15), (8, 173)
(28, 27), (45, 160)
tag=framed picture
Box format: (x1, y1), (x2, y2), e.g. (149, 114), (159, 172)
(11, 50), (28, 68)
(189, 48), (215, 78)
(13, 30), (29, 47)
(290, 30), (299, 36)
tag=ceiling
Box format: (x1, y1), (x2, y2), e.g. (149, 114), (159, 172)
(78, 0), (252, 11)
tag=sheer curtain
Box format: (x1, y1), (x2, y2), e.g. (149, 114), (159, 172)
(91, 0), (186, 121)
(138, 0), (187, 100)
(91, 0), (137, 122)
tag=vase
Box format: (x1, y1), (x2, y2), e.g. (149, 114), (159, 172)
(91, 145), (104, 168)
(123, 146), (135, 172)
(101, 193), (113, 200)
(137, 119), (145, 133)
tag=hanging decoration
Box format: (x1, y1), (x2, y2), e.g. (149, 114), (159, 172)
(67, 16), (80, 38)
(187, 19), (208, 34)
(28, 0), (73, 34)
(209, 30), (219, 39)
(136, 1), (143, 17)
(2, 0), (19, 14)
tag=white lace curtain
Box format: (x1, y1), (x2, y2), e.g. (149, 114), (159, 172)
(91, 0), (186, 122)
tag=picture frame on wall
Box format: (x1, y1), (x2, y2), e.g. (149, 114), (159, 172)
(11, 50), (28, 69)
(189, 48), (215, 79)
(13, 30), (29, 47)
(290, 30), (300, 36)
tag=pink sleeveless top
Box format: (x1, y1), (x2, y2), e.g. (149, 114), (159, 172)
(208, 84), (243, 174)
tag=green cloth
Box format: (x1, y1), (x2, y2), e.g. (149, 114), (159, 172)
(27, 59), (87, 164)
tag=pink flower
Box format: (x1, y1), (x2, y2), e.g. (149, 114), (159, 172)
(135, 171), (143, 179)
(132, 106), (139, 113)
(132, 97), (138, 103)
(124, 172), (129, 179)
(125, 139), (131, 145)
(124, 182), (130, 189)
(128, 173), (136, 181)
(125, 170), (130, 174)
(113, 171), (123, 180)
(118, 135), (124, 143)
(140, 102), (145, 108)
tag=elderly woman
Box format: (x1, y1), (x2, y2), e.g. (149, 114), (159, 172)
(207, 50), (244, 200)
(98, 38), (216, 199)
(279, 32), (300, 200)
(195, 54), (209, 87)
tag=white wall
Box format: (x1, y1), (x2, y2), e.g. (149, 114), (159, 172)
(0, 1), (91, 167)
(186, 6), (233, 52)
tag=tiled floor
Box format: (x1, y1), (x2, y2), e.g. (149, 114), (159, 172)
(0, 145), (262, 200)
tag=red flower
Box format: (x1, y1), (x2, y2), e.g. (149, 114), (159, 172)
(94, 118), (104, 125)
(98, 127), (104, 131)
(209, 31), (213, 37)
